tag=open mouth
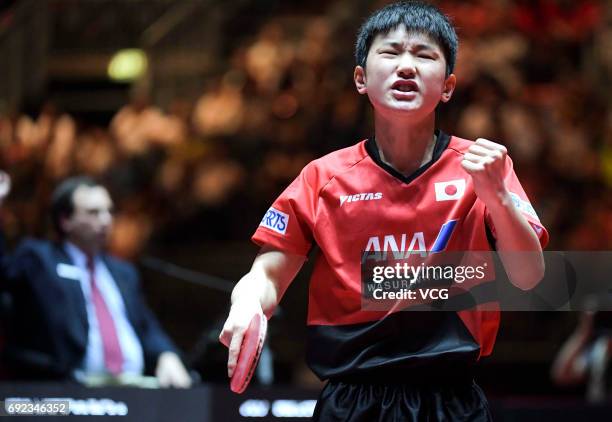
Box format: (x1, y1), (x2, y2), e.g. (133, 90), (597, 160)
(391, 80), (418, 93)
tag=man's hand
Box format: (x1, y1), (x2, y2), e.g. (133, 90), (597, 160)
(219, 297), (264, 378)
(155, 351), (192, 388)
(0, 171), (11, 205)
(460, 138), (510, 207)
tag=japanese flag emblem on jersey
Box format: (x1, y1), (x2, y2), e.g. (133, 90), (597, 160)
(434, 179), (466, 201)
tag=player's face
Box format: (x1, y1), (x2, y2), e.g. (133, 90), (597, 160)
(63, 185), (114, 252)
(354, 26), (456, 119)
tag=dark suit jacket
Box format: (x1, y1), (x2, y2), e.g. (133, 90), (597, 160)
(0, 235), (178, 380)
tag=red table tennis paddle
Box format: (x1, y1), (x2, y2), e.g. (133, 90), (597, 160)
(230, 313), (267, 394)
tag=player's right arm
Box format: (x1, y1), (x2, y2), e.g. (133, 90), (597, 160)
(219, 244), (305, 378)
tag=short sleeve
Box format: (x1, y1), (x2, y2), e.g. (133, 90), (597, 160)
(485, 156), (549, 248)
(251, 163), (320, 256)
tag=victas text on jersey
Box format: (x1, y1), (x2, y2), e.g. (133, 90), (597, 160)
(340, 192), (383, 206)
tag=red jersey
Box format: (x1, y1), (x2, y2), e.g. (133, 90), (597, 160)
(252, 131), (549, 381)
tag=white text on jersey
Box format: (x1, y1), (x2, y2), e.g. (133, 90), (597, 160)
(363, 220), (459, 260)
(340, 192), (383, 206)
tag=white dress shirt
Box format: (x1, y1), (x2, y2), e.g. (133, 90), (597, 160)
(64, 242), (144, 376)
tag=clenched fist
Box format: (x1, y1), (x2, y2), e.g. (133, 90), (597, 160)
(460, 138), (510, 208)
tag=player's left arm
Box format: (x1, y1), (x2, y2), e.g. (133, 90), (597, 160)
(461, 138), (545, 290)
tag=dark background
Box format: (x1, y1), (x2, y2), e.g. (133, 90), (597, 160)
(0, 0), (610, 399)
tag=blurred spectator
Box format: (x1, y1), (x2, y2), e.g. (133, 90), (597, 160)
(74, 128), (116, 177)
(193, 73), (246, 138)
(0, 1), (609, 254)
(552, 310), (612, 402)
(0, 173), (191, 387)
(44, 112), (77, 181)
(111, 93), (185, 156)
(244, 22), (293, 94)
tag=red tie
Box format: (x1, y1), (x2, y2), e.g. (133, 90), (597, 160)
(87, 257), (123, 375)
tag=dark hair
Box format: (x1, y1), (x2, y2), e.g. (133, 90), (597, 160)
(50, 176), (98, 237)
(355, 1), (458, 76)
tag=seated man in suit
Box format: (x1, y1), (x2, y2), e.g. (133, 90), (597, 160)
(0, 172), (191, 387)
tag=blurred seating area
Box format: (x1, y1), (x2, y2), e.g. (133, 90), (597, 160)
(1, 0), (610, 257)
(0, 0), (610, 391)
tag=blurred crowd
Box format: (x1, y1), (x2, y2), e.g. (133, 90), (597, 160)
(1, 0), (611, 260)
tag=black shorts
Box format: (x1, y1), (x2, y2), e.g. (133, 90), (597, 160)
(312, 378), (492, 422)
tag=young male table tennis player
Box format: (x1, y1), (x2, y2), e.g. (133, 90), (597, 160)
(220, 2), (548, 420)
